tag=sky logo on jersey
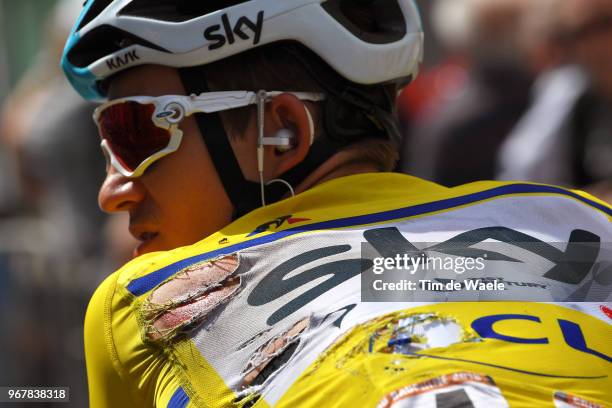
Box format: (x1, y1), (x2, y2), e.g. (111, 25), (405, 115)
(204, 11), (264, 51)
(248, 215), (311, 237)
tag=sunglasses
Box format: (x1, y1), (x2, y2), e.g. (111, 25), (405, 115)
(93, 91), (325, 178)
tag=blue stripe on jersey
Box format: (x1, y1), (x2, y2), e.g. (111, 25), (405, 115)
(168, 387), (189, 408)
(127, 183), (612, 296)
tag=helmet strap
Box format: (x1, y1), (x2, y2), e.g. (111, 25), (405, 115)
(178, 66), (339, 219)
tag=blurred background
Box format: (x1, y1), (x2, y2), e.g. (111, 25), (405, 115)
(0, 0), (611, 406)
(0, 0), (135, 406)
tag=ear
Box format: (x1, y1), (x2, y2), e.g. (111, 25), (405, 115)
(264, 93), (314, 177)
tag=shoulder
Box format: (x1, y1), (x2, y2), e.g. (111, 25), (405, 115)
(449, 180), (611, 220)
(325, 173), (610, 221)
(84, 266), (138, 392)
(85, 252), (191, 406)
(90, 247), (204, 345)
(85, 270), (120, 361)
(337, 174), (611, 231)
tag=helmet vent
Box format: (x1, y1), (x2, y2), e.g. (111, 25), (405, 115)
(322, 0), (406, 44)
(67, 25), (168, 68)
(77, 0), (114, 31)
(119, 0), (252, 22)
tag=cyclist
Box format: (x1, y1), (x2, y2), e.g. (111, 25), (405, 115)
(62, 1), (612, 407)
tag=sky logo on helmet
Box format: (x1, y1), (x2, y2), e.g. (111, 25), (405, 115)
(204, 11), (264, 51)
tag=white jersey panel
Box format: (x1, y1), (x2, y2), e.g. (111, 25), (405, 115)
(186, 194), (611, 404)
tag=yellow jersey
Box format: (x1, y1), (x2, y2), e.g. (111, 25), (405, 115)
(84, 173), (612, 407)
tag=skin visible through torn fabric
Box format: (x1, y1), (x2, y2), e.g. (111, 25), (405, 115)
(380, 313), (467, 355)
(143, 254), (241, 342)
(241, 317), (311, 389)
(307, 312), (480, 376)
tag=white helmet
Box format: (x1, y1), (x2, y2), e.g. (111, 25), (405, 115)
(62, 0), (423, 101)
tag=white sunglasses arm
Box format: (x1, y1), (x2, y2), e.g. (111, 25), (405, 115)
(182, 91), (325, 116)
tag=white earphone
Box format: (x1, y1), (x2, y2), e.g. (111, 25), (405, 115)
(256, 91), (316, 205)
(261, 128), (294, 151)
(260, 105), (314, 151)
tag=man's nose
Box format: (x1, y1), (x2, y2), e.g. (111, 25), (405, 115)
(98, 167), (146, 213)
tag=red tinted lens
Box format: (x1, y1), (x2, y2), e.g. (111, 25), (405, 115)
(97, 101), (172, 172)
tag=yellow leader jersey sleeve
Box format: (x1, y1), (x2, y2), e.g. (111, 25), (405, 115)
(85, 258), (186, 407)
(84, 173), (612, 408)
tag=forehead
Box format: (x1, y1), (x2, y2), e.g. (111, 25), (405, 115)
(107, 65), (186, 99)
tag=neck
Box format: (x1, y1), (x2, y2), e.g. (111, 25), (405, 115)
(294, 150), (380, 194)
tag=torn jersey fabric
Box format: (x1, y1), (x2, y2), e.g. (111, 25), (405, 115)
(84, 173), (612, 407)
